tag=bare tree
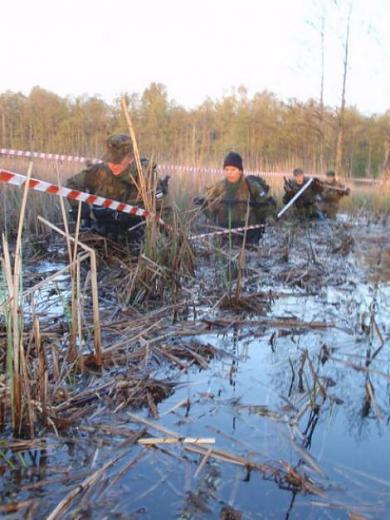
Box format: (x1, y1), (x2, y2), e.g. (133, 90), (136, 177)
(319, 10), (326, 173)
(335, 4), (353, 177)
(383, 135), (390, 182)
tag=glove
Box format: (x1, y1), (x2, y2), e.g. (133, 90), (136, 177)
(193, 196), (206, 206)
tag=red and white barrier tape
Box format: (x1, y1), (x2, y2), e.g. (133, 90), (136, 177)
(1, 146), (381, 183)
(0, 147), (286, 177)
(0, 147), (100, 164)
(159, 163), (290, 177)
(190, 222), (265, 240)
(0, 168), (165, 225)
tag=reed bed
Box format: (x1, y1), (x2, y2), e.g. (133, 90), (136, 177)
(0, 211), (389, 517)
(1, 150), (389, 238)
(0, 112), (390, 517)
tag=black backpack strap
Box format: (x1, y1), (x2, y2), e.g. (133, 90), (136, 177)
(245, 177), (256, 201)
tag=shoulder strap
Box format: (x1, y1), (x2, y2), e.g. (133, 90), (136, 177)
(245, 177), (256, 201)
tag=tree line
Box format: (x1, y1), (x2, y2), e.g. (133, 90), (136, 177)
(0, 83), (389, 177)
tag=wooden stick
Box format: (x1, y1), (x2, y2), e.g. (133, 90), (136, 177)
(159, 398), (189, 418)
(89, 248), (102, 365)
(194, 447), (213, 478)
(127, 411), (179, 438)
(138, 437), (215, 445)
(46, 451), (127, 520)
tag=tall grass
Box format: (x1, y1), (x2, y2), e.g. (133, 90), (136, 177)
(0, 160), (103, 437)
(0, 154), (389, 239)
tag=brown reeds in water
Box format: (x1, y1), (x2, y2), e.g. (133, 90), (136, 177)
(119, 95), (161, 301)
(112, 99), (196, 304)
(121, 95), (159, 256)
(0, 165), (105, 436)
(1, 162), (35, 436)
(37, 216), (102, 367)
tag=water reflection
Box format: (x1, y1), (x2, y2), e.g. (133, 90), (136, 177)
(2, 220), (390, 519)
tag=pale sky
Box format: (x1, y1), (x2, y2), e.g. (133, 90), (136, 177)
(1, 0), (389, 114)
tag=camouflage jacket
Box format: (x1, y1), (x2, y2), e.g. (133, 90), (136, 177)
(317, 179), (350, 218)
(66, 159), (145, 203)
(203, 176), (276, 228)
(319, 179), (350, 204)
(283, 177), (323, 205)
(282, 176), (323, 218)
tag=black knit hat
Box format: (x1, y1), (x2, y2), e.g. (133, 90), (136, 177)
(293, 168), (304, 176)
(223, 152), (243, 171)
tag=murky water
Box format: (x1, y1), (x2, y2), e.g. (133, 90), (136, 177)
(25, 261), (70, 319)
(0, 260), (70, 323)
(1, 217), (390, 519)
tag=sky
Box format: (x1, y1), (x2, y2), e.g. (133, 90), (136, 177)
(1, 0), (389, 115)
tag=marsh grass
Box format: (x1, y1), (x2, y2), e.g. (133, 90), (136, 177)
(0, 150), (389, 238)
(344, 182), (390, 214)
(1, 163), (34, 436)
(0, 166), (104, 437)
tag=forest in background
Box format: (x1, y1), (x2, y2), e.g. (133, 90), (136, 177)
(0, 83), (389, 177)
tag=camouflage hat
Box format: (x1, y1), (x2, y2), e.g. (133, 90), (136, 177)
(326, 170), (335, 178)
(104, 134), (133, 163)
(293, 168), (304, 176)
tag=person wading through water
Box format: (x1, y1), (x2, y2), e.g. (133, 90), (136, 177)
(66, 134), (169, 241)
(317, 170), (350, 219)
(195, 151), (276, 245)
(283, 167), (324, 220)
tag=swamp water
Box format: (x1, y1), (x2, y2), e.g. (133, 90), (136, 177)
(1, 217), (390, 519)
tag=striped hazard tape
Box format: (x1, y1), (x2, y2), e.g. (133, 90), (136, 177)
(158, 163), (287, 177)
(0, 147), (286, 177)
(0, 168), (165, 225)
(0, 146), (380, 183)
(0, 147), (100, 164)
(189, 222), (265, 240)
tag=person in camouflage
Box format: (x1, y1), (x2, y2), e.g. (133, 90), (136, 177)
(66, 134), (169, 239)
(195, 152), (276, 243)
(317, 170), (350, 219)
(282, 168), (323, 220)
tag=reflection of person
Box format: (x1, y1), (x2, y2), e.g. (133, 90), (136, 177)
(66, 134), (168, 238)
(283, 168), (323, 219)
(317, 170), (350, 219)
(196, 152), (276, 244)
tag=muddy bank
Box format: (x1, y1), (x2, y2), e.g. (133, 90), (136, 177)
(1, 216), (390, 519)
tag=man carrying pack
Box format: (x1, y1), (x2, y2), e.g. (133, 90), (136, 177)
(195, 151), (276, 244)
(66, 134), (169, 239)
(282, 167), (323, 220)
(317, 170), (350, 219)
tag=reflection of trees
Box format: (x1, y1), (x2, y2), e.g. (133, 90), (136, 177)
(178, 462), (221, 519)
(228, 327), (239, 392)
(0, 435), (104, 517)
(1, 446), (48, 501)
(262, 324), (388, 442)
(243, 327), (388, 518)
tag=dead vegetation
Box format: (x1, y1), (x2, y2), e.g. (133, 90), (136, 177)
(0, 108), (389, 517)
(0, 205), (389, 518)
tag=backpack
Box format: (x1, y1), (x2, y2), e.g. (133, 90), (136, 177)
(245, 175), (277, 220)
(246, 175), (270, 197)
